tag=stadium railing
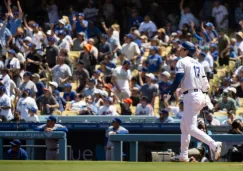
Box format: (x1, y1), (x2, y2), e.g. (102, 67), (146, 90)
(0, 131), (67, 160)
(110, 134), (243, 162)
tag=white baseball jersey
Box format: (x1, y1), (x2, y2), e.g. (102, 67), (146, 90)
(0, 94), (13, 120)
(17, 97), (38, 121)
(176, 57), (209, 93)
(106, 126), (128, 148)
(2, 74), (11, 96)
(135, 104), (154, 116)
(98, 105), (117, 116)
(27, 114), (40, 123)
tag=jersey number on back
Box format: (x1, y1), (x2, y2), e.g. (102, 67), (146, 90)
(193, 66), (200, 78)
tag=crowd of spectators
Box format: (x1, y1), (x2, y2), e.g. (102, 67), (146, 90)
(0, 0), (243, 128)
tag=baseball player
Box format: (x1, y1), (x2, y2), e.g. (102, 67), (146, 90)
(104, 118), (128, 160)
(165, 41), (222, 162)
(34, 115), (68, 160)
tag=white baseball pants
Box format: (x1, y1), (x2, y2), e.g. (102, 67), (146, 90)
(180, 91), (219, 161)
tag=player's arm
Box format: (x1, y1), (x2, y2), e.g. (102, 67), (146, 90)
(180, 0), (184, 12)
(168, 73), (184, 96)
(54, 125), (68, 133)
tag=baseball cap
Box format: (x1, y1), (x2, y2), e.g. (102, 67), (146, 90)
(94, 70), (101, 74)
(28, 107), (37, 113)
(112, 117), (122, 124)
(150, 46), (158, 52)
(205, 22), (214, 28)
(199, 52), (206, 58)
(23, 72), (32, 77)
(8, 49), (16, 55)
(47, 36), (56, 42)
(49, 81), (58, 88)
(46, 115), (57, 122)
(172, 39), (182, 44)
(161, 71), (171, 78)
(123, 60), (132, 66)
(23, 88), (31, 94)
(146, 73), (155, 80)
(24, 36), (32, 42)
(240, 78), (243, 82)
(179, 41), (196, 56)
(123, 98), (133, 105)
(104, 97), (113, 103)
(94, 89), (101, 95)
(58, 19), (66, 25)
(28, 43), (36, 48)
(125, 34), (134, 40)
(101, 34), (108, 40)
(78, 13), (85, 17)
(210, 44), (217, 48)
(101, 90), (108, 97)
(177, 30), (182, 35)
(89, 78), (96, 84)
(0, 86), (5, 92)
(46, 30), (52, 35)
(133, 30), (141, 37)
(10, 139), (21, 146)
(236, 31), (243, 39)
(64, 83), (72, 88)
(78, 60), (84, 65)
(141, 96), (149, 102)
(78, 32), (85, 36)
(159, 109), (169, 115)
(58, 30), (66, 36)
(13, 11), (19, 16)
(32, 23), (39, 28)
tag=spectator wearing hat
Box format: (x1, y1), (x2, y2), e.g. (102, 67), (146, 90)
(179, 0), (199, 30)
(204, 22), (219, 41)
(218, 28), (230, 66)
(120, 98), (133, 115)
(156, 109), (174, 123)
(32, 73), (45, 98)
(6, 139), (28, 160)
(26, 107), (39, 123)
(53, 90), (66, 113)
(45, 36), (59, 68)
(46, 0), (59, 24)
(5, 49), (20, 85)
(135, 96), (154, 116)
(45, 55), (72, 91)
(16, 88), (38, 121)
(215, 90), (237, 112)
(25, 43), (41, 74)
(72, 32), (87, 51)
(132, 30), (142, 47)
(72, 13), (88, 35)
(98, 97), (117, 116)
(210, 44), (219, 61)
(35, 115), (68, 160)
(147, 46), (162, 73)
(0, 68), (11, 96)
(6, 0), (23, 35)
(63, 83), (76, 101)
(19, 72), (38, 98)
(99, 34), (112, 62)
(121, 34), (140, 62)
(236, 78), (243, 98)
(198, 52), (212, 78)
(65, 93), (85, 112)
(83, 78), (97, 97)
(0, 86), (13, 120)
(56, 30), (70, 53)
(202, 46), (214, 71)
(138, 15), (157, 38)
(39, 87), (59, 115)
(155, 28), (170, 45)
(112, 60), (132, 101)
(54, 19), (66, 35)
(79, 43), (94, 76)
(159, 71), (172, 104)
(31, 22), (45, 50)
(105, 117), (128, 160)
(212, 0), (229, 31)
(129, 9), (143, 29)
(229, 45), (237, 61)
(83, 0), (98, 22)
(140, 73), (158, 106)
(73, 60), (90, 93)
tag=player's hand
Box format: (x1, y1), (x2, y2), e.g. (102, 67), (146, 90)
(45, 128), (53, 132)
(73, 16), (77, 22)
(164, 94), (171, 102)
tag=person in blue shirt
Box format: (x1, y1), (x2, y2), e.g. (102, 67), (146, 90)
(6, 139), (28, 160)
(210, 44), (218, 61)
(129, 9), (143, 29)
(53, 90), (66, 113)
(103, 55), (116, 69)
(72, 13), (88, 35)
(63, 83), (76, 102)
(230, 45), (237, 60)
(159, 71), (173, 102)
(85, 21), (101, 39)
(31, 73), (45, 98)
(133, 30), (142, 47)
(68, 5), (78, 25)
(147, 46), (162, 73)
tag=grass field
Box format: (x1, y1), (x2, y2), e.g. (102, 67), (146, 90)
(0, 161), (243, 171)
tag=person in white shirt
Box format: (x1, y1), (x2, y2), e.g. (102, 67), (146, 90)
(56, 30), (70, 53)
(27, 107), (39, 123)
(98, 97), (117, 116)
(0, 86), (13, 121)
(4, 49), (20, 71)
(135, 96), (154, 116)
(205, 112), (221, 126)
(31, 23), (45, 50)
(9, 79), (17, 102)
(138, 15), (157, 38)
(0, 68), (11, 96)
(212, 0), (229, 30)
(198, 52), (211, 75)
(121, 34), (140, 61)
(46, 0), (59, 24)
(236, 31), (243, 55)
(112, 60), (132, 101)
(16, 88), (38, 121)
(164, 100), (184, 119)
(179, 0), (199, 30)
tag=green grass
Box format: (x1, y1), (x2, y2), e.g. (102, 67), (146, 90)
(0, 161), (243, 171)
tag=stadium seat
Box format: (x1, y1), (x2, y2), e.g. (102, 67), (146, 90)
(214, 111), (227, 116)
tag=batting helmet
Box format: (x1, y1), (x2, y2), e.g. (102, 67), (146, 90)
(180, 41), (196, 57)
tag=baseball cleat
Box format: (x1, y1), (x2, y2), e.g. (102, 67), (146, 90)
(170, 156), (190, 162)
(214, 142), (222, 161)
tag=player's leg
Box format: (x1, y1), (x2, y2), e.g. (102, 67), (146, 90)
(179, 117), (191, 162)
(184, 93), (222, 159)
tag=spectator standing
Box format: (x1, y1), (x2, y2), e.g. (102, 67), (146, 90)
(139, 73), (158, 106)
(235, 1), (243, 25)
(112, 60), (132, 101)
(16, 88), (38, 121)
(72, 13), (88, 35)
(103, 0), (114, 25)
(56, 30), (70, 53)
(46, 0), (59, 24)
(35, 115), (68, 160)
(31, 74), (44, 98)
(6, 139), (28, 160)
(122, 34), (140, 62)
(72, 32), (86, 51)
(147, 46), (162, 73)
(25, 43), (41, 74)
(0, 86), (12, 121)
(83, 0), (98, 22)
(138, 15), (157, 38)
(19, 72), (38, 98)
(45, 37), (59, 68)
(218, 29), (230, 66)
(212, 0), (229, 31)
(236, 78), (243, 97)
(73, 60), (89, 93)
(0, 68), (11, 96)
(129, 9), (143, 29)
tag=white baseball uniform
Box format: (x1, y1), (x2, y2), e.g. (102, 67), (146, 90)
(175, 56), (220, 161)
